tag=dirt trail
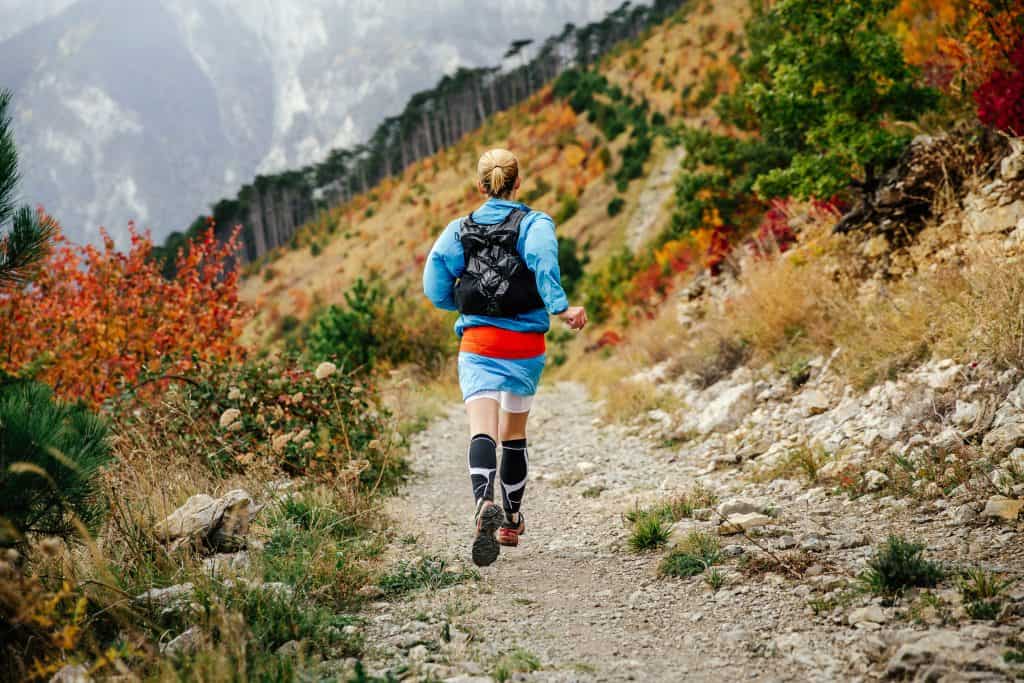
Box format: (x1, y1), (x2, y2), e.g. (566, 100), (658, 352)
(361, 383), (831, 682)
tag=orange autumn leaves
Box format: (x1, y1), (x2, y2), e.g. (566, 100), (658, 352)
(892, 0), (1024, 89)
(0, 219), (246, 407)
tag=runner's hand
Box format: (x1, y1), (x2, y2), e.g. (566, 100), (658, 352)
(559, 306), (588, 330)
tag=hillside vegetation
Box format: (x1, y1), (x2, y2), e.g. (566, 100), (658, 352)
(4, 0), (1024, 679)
(240, 0), (747, 347)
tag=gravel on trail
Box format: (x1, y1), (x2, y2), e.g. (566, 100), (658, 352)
(358, 381), (1024, 682)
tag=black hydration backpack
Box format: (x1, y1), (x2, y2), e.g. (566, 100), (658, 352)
(454, 207), (545, 317)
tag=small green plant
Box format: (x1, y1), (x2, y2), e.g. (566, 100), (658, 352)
(659, 531), (720, 578)
(860, 536), (944, 597)
(959, 568), (1012, 621)
(704, 567), (727, 591)
(310, 241), (322, 257)
(625, 483), (718, 525)
(787, 358), (811, 387)
(377, 556), (479, 597)
(753, 443), (829, 484)
(628, 515), (670, 552)
(607, 196), (626, 217)
(493, 648), (541, 682)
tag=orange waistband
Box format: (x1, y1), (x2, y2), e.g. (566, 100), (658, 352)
(460, 326), (546, 359)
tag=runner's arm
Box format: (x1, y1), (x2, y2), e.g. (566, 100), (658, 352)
(423, 220), (464, 311)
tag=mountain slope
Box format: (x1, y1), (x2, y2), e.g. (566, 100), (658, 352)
(240, 0), (747, 344)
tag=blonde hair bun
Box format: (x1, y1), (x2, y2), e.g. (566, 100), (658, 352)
(478, 148), (519, 198)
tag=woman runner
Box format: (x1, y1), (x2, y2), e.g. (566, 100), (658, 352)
(423, 148), (587, 567)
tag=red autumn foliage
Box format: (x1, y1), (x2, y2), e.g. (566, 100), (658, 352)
(973, 40), (1024, 135)
(751, 200), (799, 256)
(749, 197), (845, 258)
(588, 329), (624, 351)
(0, 217), (247, 407)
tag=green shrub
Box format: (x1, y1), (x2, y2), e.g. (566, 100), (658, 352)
(607, 197), (626, 217)
(625, 484), (718, 525)
(310, 241), (322, 257)
(125, 353), (403, 485)
(660, 531), (721, 578)
(628, 515), (670, 552)
(557, 236), (588, 299)
(668, 0), (938, 243)
(307, 278), (386, 372)
(306, 277), (451, 374)
(861, 536), (943, 596)
(493, 649), (541, 682)
(377, 556), (479, 597)
(959, 568), (1011, 620)
(554, 194), (579, 224)
(0, 381), (111, 545)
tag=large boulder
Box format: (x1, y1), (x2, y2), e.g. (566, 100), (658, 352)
(154, 489), (261, 552)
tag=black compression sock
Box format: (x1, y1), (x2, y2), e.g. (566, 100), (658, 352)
(500, 438), (529, 518)
(467, 434), (497, 503)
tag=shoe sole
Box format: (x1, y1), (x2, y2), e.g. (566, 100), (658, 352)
(472, 505), (503, 567)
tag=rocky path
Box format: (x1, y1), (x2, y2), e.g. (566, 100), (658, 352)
(359, 380), (1024, 682)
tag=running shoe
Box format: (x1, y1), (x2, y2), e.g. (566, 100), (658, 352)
(472, 498), (503, 567)
(497, 512), (525, 547)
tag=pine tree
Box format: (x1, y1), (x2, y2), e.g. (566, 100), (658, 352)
(0, 89), (54, 289)
(0, 382), (111, 545)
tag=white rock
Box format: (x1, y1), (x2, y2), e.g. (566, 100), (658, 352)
(983, 422), (1024, 457)
(716, 498), (761, 518)
(202, 551), (251, 575)
(576, 461), (597, 474)
(990, 467), (1015, 493)
(801, 389), (831, 416)
(949, 504), (978, 524)
(162, 626), (204, 655)
(964, 189), (1024, 235)
(863, 470), (889, 492)
(848, 605), (888, 626)
(932, 428), (961, 452)
(718, 512), (771, 535)
(1001, 138), (1024, 180)
(315, 361), (337, 380)
(817, 460), (844, 480)
(696, 382), (755, 434)
(952, 400), (979, 428)
(219, 408), (241, 428)
(49, 665), (91, 683)
(136, 583), (195, 606)
(922, 362), (960, 389)
(154, 490), (262, 550)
